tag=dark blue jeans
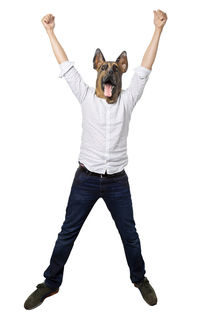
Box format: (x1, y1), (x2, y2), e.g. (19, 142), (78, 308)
(43, 164), (146, 289)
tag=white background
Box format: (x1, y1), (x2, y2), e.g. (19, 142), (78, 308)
(0, 0), (200, 312)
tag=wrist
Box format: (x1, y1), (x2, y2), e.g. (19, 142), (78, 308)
(154, 26), (163, 34)
(46, 28), (55, 36)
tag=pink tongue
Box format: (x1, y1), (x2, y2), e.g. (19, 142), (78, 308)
(104, 83), (112, 97)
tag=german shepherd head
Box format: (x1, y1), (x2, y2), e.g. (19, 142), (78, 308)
(93, 48), (128, 104)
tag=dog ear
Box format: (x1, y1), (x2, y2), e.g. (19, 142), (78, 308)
(116, 51), (128, 73)
(93, 48), (106, 70)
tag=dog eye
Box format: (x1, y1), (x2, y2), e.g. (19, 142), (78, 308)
(101, 64), (108, 71)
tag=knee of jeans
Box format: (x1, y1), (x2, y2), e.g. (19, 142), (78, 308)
(57, 224), (75, 240)
(58, 228), (78, 241)
(122, 232), (140, 245)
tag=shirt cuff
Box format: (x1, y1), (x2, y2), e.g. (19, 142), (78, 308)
(134, 65), (152, 79)
(58, 60), (75, 78)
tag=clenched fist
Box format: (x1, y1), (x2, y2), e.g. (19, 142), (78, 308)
(153, 9), (167, 30)
(41, 14), (55, 32)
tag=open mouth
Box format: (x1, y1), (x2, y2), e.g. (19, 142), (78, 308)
(102, 78), (116, 97)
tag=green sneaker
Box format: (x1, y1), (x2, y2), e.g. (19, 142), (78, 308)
(134, 277), (157, 306)
(24, 282), (59, 310)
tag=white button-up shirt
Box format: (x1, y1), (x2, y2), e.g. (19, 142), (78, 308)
(58, 60), (151, 174)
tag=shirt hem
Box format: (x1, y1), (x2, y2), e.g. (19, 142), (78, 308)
(78, 159), (126, 175)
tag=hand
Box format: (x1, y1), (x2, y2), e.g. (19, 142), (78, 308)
(41, 14), (55, 32)
(153, 9), (167, 31)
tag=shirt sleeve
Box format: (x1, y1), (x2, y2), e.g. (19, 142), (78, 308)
(58, 60), (90, 104)
(123, 65), (152, 112)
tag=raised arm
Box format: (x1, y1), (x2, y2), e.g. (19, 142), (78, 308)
(41, 14), (68, 64)
(41, 14), (89, 105)
(123, 9), (167, 112)
(141, 9), (167, 70)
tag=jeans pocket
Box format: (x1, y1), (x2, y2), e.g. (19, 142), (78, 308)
(74, 167), (91, 185)
(115, 173), (129, 187)
(73, 166), (82, 181)
(116, 170), (128, 179)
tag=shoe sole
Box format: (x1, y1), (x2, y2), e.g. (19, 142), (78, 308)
(24, 289), (59, 310)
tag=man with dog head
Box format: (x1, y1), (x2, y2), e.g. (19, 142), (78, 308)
(24, 9), (167, 310)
